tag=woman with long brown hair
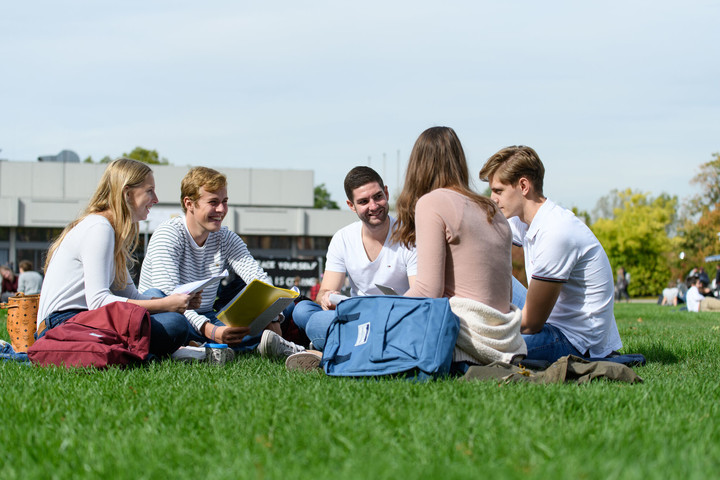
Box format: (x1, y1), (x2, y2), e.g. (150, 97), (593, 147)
(393, 126), (525, 365)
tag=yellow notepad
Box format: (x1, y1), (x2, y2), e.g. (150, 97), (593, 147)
(216, 279), (299, 336)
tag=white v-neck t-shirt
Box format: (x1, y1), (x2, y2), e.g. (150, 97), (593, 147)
(325, 216), (417, 297)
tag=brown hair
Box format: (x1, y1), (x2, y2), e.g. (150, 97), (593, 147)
(18, 260), (33, 272)
(343, 166), (385, 202)
(45, 158), (152, 288)
(180, 167), (227, 213)
(479, 145), (545, 195)
(391, 126), (498, 248)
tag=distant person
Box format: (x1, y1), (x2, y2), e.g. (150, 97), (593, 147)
(698, 266), (710, 287)
(289, 166), (417, 353)
(37, 158), (199, 356)
(615, 266), (630, 303)
(17, 260), (43, 295)
(686, 275), (720, 312)
(0, 264), (18, 302)
(660, 281), (679, 306)
(138, 166), (305, 358)
(308, 277), (321, 301)
(479, 145), (622, 362)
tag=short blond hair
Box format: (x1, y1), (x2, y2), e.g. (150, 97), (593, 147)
(180, 167), (227, 212)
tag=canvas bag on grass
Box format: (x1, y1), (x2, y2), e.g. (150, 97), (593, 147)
(27, 301), (151, 369)
(321, 296), (460, 380)
(1, 293), (40, 353)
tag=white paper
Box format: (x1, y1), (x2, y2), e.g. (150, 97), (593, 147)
(172, 269), (229, 295)
(329, 293), (350, 306)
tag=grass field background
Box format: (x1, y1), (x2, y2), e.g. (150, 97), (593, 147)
(1, 303), (719, 479)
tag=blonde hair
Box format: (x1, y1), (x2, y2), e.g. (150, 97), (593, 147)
(180, 167), (227, 213)
(392, 126), (498, 248)
(45, 158), (152, 288)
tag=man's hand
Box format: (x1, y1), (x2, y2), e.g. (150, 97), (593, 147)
(318, 290), (340, 310)
(203, 322), (249, 346)
(316, 271), (347, 310)
(188, 292), (203, 310)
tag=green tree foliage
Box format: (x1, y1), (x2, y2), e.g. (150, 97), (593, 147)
(123, 147), (169, 165)
(591, 189), (679, 297)
(84, 148), (164, 165)
(678, 153), (720, 270)
(314, 183), (339, 209)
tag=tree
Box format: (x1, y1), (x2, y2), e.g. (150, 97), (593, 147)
(123, 147), (169, 165)
(678, 153), (720, 271)
(591, 189), (679, 297)
(83, 148), (163, 164)
(686, 152), (720, 215)
(314, 184), (339, 209)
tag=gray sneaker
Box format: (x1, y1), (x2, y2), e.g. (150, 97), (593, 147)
(285, 350), (323, 371)
(258, 330), (305, 359)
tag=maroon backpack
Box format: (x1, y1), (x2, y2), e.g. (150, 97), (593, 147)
(27, 302), (151, 369)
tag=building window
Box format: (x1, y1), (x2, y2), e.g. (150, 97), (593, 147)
(16, 227), (63, 242)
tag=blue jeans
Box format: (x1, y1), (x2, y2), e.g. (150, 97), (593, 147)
(522, 323), (584, 362)
(37, 304), (189, 357)
(292, 300), (336, 350)
(509, 278), (584, 362)
(511, 276), (527, 309)
(143, 288), (262, 354)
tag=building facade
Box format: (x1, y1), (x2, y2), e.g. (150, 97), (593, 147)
(0, 160), (356, 284)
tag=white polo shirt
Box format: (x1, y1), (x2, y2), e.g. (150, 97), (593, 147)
(325, 216), (417, 296)
(509, 199), (622, 357)
(686, 286), (704, 312)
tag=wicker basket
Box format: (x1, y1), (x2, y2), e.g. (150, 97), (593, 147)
(1, 293), (40, 353)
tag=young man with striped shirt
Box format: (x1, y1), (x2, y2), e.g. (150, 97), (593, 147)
(138, 167), (303, 357)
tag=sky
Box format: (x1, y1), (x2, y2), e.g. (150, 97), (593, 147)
(1, 1), (718, 215)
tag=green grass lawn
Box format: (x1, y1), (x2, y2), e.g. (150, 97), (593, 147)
(1, 304), (719, 480)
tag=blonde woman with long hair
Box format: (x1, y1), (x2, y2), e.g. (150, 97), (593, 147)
(37, 158), (199, 356)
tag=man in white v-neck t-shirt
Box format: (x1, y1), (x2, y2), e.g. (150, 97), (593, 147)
(291, 166), (417, 350)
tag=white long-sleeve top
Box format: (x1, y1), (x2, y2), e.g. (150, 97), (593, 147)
(38, 215), (149, 325)
(138, 215), (270, 333)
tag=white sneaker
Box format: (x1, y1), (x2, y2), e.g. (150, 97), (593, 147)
(258, 330), (305, 359)
(286, 350), (322, 371)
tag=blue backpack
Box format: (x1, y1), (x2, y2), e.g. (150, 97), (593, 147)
(321, 296), (460, 380)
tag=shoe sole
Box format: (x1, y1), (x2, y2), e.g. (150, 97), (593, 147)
(286, 351), (322, 371)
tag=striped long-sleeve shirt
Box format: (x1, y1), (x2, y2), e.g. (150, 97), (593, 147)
(138, 215), (269, 333)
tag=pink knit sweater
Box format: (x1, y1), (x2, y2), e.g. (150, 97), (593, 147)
(404, 188), (512, 313)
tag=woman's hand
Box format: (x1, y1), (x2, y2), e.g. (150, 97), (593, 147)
(163, 293), (193, 313)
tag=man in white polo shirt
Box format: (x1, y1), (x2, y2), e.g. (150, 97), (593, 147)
(479, 146), (622, 362)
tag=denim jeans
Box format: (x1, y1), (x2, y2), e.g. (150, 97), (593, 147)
(511, 276), (527, 309)
(143, 288), (262, 354)
(522, 323), (584, 362)
(509, 277), (584, 362)
(292, 300), (336, 350)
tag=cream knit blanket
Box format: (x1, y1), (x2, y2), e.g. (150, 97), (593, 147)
(450, 297), (527, 365)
